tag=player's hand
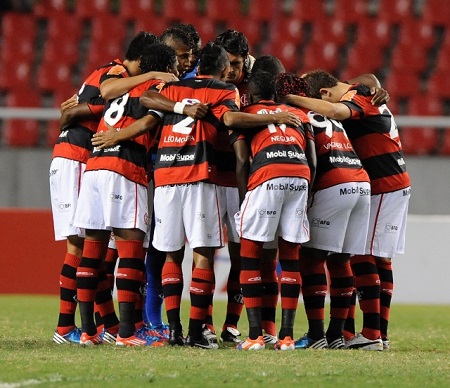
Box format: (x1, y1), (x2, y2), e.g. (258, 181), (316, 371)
(273, 111), (302, 127)
(92, 124), (118, 149)
(183, 103), (209, 119)
(371, 87), (390, 106)
(60, 94), (78, 114)
(149, 72), (179, 83)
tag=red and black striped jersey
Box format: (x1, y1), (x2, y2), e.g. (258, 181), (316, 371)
(52, 59), (127, 163)
(339, 84), (411, 194)
(230, 100), (313, 191)
(153, 76), (240, 187)
(86, 79), (160, 186)
(306, 110), (369, 191)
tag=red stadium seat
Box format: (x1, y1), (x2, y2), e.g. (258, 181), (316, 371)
(399, 127), (438, 155)
(439, 130), (450, 155)
(37, 61), (76, 95)
(226, 18), (262, 48)
(0, 60), (33, 91)
(246, 0), (278, 22)
(161, 0), (200, 21)
(383, 72), (420, 99)
(90, 15), (126, 42)
(270, 15), (304, 46)
(46, 120), (61, 147)
(74, 0), (112, 18)
(204, 0), (243, 22)
(288, 0), (327, 22)
(353, 19), (393, 49)
(310, 18), (349, 46)
(302, 42), (340, 74)
(2, 89), (41, 147)
(34, 0), (71, 17)
(195, 19), (219, 44)
(133, 16), (169, 37)
(426, 71), (450, 98)
(1, 13), (37, 63)
(344, 43), (385, 74)
(376, 0), (413, 22)
(390, 44), (428, 74)
(46, 11), (82, 42)
(118, 0), (157, 20)
(331, 0), (371, 23)
(42, 36), (79, 66)
(269, 42), (301, 73)
(421, 0), (450, 26)
(407, 94), (443, 116)
(434, 46), (450, 74)
(0, 35), (36, 63)
(397, 19), (435, 49)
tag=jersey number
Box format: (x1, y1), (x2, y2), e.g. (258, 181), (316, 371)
(104, 93), (130, 126)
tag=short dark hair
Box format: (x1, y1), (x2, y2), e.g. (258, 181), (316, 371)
(302, 69), (339, 99)
(160, 26), (193, 49)
(275, 72), (311, 98)
(248, 71), (276, 101)
(174, 23), (201, 49)
(252, 55), (285, 77)
(139, 43), (177, 74)
(198, 42), (229, 76)
(214, 29), (249, 57)
(125, 31), (160, 61)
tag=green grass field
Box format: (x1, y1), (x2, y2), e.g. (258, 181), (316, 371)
(0, 295), (449, 387)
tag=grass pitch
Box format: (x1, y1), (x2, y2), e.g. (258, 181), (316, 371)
(0, 295), (449, 387)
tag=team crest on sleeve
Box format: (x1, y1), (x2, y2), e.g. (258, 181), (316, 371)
(341, 90), (357, 101)
(107, 65), (127, 76)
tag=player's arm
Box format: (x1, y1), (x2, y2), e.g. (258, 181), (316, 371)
(100, 72), (179, 101)
(91, 115), (161, 149)
(346, 73), (389, 106)
(140, 90), (209, 119)
(60, 102), (96, 130)
(222, 111), (302, 128)
(60, 94), (78, 114)
(231, 135), (250, 204)
(282, 95), (352, 121)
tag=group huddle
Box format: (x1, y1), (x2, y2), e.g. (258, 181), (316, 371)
(50, 23), (411, 351)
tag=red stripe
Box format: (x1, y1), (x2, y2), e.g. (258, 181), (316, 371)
(134, 183), (138, 229)
(370, 194), (384, 254)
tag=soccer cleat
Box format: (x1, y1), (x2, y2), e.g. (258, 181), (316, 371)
(345, 333), (383, 351)
(80, 332), (103, 346)
(327, 336), (346, 349)
(168, 329), (185, 346)
(100, 329), (117, 344)
(262, 331), (277, 345)
(53, 327), (81, 344)
(294, 334), (328, 349)
(274, 336), (295, 350)
(116, 328), (163, 347)
(145, 324), (170, 341)
(382, 338), (390, 351)
(202, 325), (218, 344)
(220, 327), (241, 344)
(236, 336), (265, 350)
(186, 333), (219, 349)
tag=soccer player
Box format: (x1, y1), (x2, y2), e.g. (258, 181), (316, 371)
(230, 71), (316, 350)
(161, 26), (194, 80)
(276, 72), (371, 349)
(72, 43), (179, 346)
(286, 69), (411, 351)
(50, 31), (166, 345)
(138, 42), (303, 349)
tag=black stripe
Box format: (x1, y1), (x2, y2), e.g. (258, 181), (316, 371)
(361, 151), (406, 180)
(56, 126), (93, 150)
(91, 140), (147, 169)
(154, 140), (214, 168)
(316, 149), (362, 177)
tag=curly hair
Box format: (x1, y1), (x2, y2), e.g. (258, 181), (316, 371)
(275, 72), (311, 98)
(214, 29), (249, 58)
(301, 69), (339, 99)
(125, 31), (160, 61)
(197, 42), (229, 76)
(248, 71), (276, 101)
(139, 43), (177, 74)
(160, 26), (194, 49)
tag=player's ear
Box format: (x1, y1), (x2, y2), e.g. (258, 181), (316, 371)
(319, 88), (331, 98)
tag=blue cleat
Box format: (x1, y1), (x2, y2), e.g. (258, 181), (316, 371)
(294, 333), (328, 349)
(53, 326), (82, 344)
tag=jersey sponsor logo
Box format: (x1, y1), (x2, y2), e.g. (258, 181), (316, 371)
(162, 277), (181, 284)
(295, 208), (304, 217)
(159, 153), (195, 162)
(266, 150), (306, 160)
(384, 223), (399, 233)
(329, 155), (361, 166)
(280, 277), (298, 283)
(270, 135), (296, 143)
(49, 169), (58, 177)
(107, 65), (127, 76)
(59, 130), (68, 138)
(58, 202), (71, 211)
(339, 187), (370, 196)
(109, 192), (123, 202)
(190, 287), (204, 293)
(162, 135), (195, 143)
(247, 276), (262, 282)
(323, 142), (353, 150)
(311, 218), (330, 227)
(93, 145), (121, 153)
(258, 209), (277, 218)
(266, 183), (307, 191)
(403, 187), (411, 196)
